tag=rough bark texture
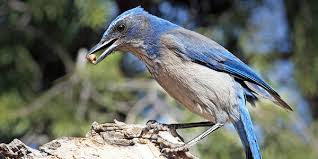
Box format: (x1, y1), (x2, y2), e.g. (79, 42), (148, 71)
(0, 120), (197, 159)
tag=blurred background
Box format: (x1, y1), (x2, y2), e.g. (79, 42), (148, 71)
(1, 0), (318, 158)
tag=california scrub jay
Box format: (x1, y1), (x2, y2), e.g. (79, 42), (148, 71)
(88, 7), (292, 159)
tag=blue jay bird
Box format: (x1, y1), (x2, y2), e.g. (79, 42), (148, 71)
(88, 7), (292, 159)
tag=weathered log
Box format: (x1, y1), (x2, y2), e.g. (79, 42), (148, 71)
(0, 120), (198, 159)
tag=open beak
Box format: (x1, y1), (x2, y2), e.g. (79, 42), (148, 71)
(87, 38), (118, 64)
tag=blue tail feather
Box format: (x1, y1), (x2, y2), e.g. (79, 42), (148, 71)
(233, 96), (262, 159)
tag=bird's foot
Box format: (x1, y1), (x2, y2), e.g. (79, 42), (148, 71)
(145, 120), (170, 132)
(140, 120), (184, 141)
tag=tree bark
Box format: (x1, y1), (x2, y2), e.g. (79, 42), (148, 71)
(0, 120), (197, 159)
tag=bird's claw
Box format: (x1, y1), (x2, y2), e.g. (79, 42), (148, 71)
(139, 120), (170, 137)
(140, 120), (185, 141)
(147, 120), (170, 131)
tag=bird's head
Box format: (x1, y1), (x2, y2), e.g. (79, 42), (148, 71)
(87, 7), (178, 64)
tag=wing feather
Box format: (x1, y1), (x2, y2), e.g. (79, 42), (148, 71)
(163, 28), (292, 110)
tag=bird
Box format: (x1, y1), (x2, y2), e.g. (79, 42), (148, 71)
(87, 7), (292, 159)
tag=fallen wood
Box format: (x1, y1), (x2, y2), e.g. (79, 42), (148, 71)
(0, 120), (198, 159)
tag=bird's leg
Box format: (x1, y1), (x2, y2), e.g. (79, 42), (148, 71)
(161, 123), (224, 153)
(167, 121), (216, 129)
(140, 120), (215, 140)
(145, 120), (215, 130)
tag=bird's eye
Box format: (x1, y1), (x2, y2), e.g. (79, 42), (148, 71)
(117, 24), (126, 32)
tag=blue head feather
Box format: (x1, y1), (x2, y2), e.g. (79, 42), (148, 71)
(114, 6), (147, 22)
(108, 7), (179, 58)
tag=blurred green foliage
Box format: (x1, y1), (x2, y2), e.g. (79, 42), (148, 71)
(1, 0), (318, 158)
(0, 0), (116, 141)
(293, 1), (318, 95)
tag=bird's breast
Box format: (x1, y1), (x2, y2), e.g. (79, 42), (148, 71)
(146, 51), (241, 123)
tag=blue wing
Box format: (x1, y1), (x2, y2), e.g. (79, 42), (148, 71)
(164, 28), (292, 110)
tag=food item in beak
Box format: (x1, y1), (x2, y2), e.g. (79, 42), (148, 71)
(87, 54), (97, 64)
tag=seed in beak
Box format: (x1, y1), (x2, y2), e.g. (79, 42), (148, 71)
(87, 54), (97, 64)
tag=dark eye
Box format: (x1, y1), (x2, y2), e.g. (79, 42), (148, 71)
(117, 24), (126, 32)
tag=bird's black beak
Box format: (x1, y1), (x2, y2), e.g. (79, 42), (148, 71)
(87, 38), (118, 64)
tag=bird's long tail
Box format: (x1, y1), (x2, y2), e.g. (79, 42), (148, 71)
(233, 97), (262, 159)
